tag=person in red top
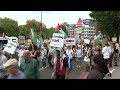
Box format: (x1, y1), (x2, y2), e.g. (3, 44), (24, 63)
(54, 48), (69, 79)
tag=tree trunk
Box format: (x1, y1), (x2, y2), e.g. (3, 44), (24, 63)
(116, 33), (119, 43)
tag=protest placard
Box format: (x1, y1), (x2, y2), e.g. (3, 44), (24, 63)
(84, 39), (90, 44)
(3, 40), (17, 54)
(65, 38), (76, 46)
(50, 38), (64, 47)
(53, 33), (64, 39)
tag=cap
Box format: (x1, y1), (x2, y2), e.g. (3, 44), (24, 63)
(3, 58), (18, 68)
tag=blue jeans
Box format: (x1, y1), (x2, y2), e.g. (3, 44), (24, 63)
(69, 59), (72, 71)
(76, 57), (82, 65)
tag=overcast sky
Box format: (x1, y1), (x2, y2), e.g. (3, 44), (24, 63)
(0, 11), (92, 28)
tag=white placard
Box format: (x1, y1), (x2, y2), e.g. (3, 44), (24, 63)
(53, 33), (64, 39)
(50, 38), (64, 47)
(65, 38), (76, 46)
(112, 37), (117, 42)
(3, 40), (17, 54)
(84, 39), (90, 44)
(19, 36), (25, 44)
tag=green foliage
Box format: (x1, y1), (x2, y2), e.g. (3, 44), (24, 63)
(0, 17), (67, 40)
(0, 17), (19, 37)
(89, 11), (120, 38)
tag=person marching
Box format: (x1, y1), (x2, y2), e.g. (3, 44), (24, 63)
(53, 48), (69, 79)
(66, 46), (73, 72)
(76, 45), (83, 68)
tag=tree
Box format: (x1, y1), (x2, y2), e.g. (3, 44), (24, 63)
(18, 25), (30, 39)
(47, 27), (55, 38)
(0, 17), (19, 37)
(89, 11), (120, 42)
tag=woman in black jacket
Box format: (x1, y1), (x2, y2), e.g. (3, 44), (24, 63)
(87, 54), (109, 79)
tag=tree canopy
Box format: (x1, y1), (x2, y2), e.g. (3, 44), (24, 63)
(0, 17), (68, 40)
(0, 17), (19, 37)
(89, 11), (120, 39)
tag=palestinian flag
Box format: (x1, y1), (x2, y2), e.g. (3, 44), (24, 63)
(94, 35), (100, 43)
(27, 20), (37, 45)
(80, 36), (84, 41)
(55, 23), (68, 38)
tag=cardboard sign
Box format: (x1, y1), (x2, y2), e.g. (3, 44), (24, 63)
(3, 40), (17, 54)
(50, 38), (64, 47)
(19, 36), (25, 44)
(84, 39), (90, 44)
(53, 33), (64, 39)
(112, 37), (117, 42)
(65, 38), (76, 46)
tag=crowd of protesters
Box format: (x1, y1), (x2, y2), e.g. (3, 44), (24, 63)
(0, 38), (119, 79)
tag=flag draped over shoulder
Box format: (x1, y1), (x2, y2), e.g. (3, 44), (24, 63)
(27, 20), (37, 45)
(55, 23), (68, 38)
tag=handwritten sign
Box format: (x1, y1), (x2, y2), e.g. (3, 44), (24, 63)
(84, 39), (90, 44)
(65, 38), (76, 46)
(50, 38), (64, 47)
(53, 33), (64, 39)
(112, 37), (117, 42)
(3, 40), (17, 54)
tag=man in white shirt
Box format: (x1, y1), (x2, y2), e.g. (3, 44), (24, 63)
(102, 43), (111, 68)
(66, 46), (73, 71)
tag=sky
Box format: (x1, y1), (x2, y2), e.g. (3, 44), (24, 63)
(0, 11), (92, 28)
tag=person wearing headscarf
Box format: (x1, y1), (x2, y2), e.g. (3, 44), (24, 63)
(53, 47), (69, 79)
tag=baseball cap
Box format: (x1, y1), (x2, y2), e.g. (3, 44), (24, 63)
(3, 58), (18, 68)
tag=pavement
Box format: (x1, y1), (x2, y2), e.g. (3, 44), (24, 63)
(39, 59), (86, 79)
(38, 58), (120, 79)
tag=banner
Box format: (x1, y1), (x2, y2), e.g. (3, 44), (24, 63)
(53, 33), (64, 39)
(65, 38), (76, 46)
(50, 38), (64, 47)
(84, 39), (90, 44)
(3, 40), (17, 54)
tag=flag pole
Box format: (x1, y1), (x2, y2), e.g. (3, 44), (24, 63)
(40, 11), (42, 32)
(39, 11), (43, 48)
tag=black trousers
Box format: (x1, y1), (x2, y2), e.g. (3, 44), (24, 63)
(56, 75), (65, 79)
(48, 55), (53, 68)
(109, 53), (114, 67)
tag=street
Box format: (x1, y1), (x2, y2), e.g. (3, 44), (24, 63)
(39, 58), (120, 79)
(39, 60), (86, 79)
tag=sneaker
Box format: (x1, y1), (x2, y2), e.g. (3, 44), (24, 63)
(79, 65), (81, 68)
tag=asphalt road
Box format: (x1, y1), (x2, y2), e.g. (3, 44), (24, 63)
(38, 58), (120, 79)
(39, 59), (86, 79)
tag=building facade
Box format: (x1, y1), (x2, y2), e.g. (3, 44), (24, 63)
(81, 26), (95, 39)
(67, 18), (96, 40)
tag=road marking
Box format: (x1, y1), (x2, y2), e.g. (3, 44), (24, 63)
(39, 65), (49, 71)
